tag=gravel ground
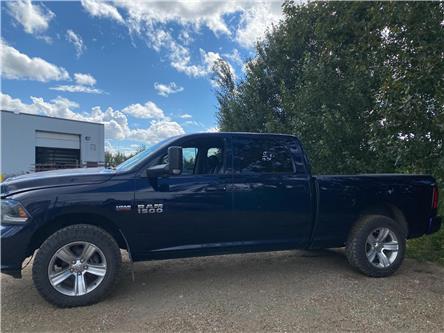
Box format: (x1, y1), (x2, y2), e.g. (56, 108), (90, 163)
(1, 249), (443, 332)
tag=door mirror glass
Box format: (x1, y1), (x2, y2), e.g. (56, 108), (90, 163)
(146, 163), (168, 178)
(168, 146), (183, 175)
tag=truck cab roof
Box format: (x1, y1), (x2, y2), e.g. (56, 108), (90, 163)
(175, 132), (299, 141)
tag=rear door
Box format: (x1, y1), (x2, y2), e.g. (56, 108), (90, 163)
(229, 136), (313, 248)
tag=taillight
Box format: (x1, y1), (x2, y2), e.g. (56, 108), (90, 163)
(432, 186), (439, 209)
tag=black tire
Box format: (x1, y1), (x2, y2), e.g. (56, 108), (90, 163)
(346, 215), (406, 277)
(32, 224), (121, 307)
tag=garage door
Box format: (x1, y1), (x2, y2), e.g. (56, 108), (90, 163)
(35, 131), (81, 171)
(35, 131), (80, 149)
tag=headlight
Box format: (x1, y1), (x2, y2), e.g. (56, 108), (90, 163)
(1, 199), (30, 224)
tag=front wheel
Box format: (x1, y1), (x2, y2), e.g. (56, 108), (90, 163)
(32, 224), (121, 307)
(346, 215), (406, 277)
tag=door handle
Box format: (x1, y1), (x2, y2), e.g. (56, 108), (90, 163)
(225, 184), (250, 192)
(205, 185), (226, 192)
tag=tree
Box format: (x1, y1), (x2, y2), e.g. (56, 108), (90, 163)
(214, 1), (444, 180)
(105, 144), (146, 167)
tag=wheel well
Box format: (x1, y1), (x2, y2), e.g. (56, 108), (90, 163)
(359, 204), (409, 236)
(27, 213), (127, 256)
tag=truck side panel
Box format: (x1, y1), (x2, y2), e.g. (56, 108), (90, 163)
(310, 175), (436, 249)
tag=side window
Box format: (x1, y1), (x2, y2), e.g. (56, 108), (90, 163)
(285, 138), (306, 175)
(232, 138), (294, 174)
(182, 147), (198, 175)
(207, 147), (221, 158)
(205, 147), (224, 174)
(148, 138), (226, 175)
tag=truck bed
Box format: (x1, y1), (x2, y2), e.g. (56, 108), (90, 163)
(309, 174), (436, 248)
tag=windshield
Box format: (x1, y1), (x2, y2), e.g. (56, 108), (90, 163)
(115, 137), (177, 172)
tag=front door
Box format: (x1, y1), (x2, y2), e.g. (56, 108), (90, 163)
(132, 136), (233, 257)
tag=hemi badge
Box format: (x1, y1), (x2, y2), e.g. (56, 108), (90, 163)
(115, 205), (132, 211)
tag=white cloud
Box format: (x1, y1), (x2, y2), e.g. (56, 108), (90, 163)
(121, 101), (166, 119)
(80, 1), (284, 78)
(132, 28), (206, 77)
(180, 114), (192, 119)
(6, 0), (54, 35)
(201, 49), (223, 71)
(105, 140), (139, 156)
(199, 49), (237, 87)
(1, 40), (70, 82)
(183, 120), (205, 127)
(1, 92), (184, 144)
(50, 85), (103, 94)
(129, 25), (234, 81)
(105, 140), (118, 154)
(89, 106), (129, 140)
(128, 121), (185, 143)
(236, 2), (283, 48)
(50, 73), (103, 94)
(167, 35), (208, 77)
(178, 29), (193, 45)
(127, 20), (222, 79)
(112, 1), (284, 49)
(81, 0), (124, 23)
(1, 92), (33, 113)
(115, 1), (239, 36)
(36, 35), (53, 44)
(74, 73), (96, 86)
(207, 126), (219, 133)
(49, 72), (102, 94)
(223, 48), (243, 66)
(164, 41), (227, 79)
(66, 30), (86, 57)
(29, 96), (81, 119)
(154, 82), (184, 97)
(1, 93), (80, 119)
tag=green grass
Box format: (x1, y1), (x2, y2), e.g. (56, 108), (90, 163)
(406, 190), (444, 266)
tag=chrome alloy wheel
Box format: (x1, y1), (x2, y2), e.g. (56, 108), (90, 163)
(48, 242), (107, 296)
(365, 227), (399, 268)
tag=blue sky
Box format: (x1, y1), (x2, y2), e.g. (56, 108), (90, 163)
(1, 0), (283, 154)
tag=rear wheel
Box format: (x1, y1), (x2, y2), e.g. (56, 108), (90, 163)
(346, 215), (406, 277)
(32, 224), (121, 307)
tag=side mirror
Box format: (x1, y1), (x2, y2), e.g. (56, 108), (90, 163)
(168, 146), (183, 175)
(145, 164), (168, 178)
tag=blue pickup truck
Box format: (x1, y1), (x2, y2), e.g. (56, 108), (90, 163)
(1, 132), (441, 307)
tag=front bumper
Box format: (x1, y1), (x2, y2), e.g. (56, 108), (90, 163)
(426, 216), (442, 234)
(1, 224), (33, 278)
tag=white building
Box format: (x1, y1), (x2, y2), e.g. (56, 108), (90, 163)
(1, 110), (105, 179)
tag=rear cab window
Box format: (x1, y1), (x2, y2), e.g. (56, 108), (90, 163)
(231, 136), (306, 175)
